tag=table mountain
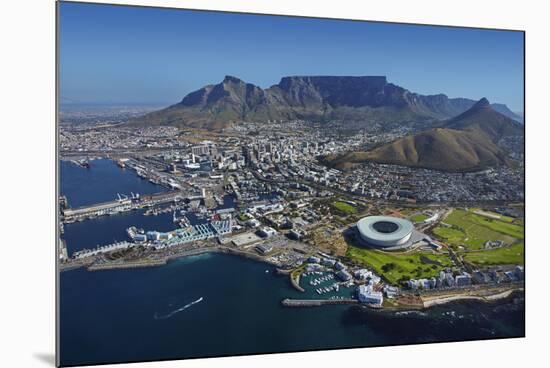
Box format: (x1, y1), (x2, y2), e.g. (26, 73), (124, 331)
(128, 76), (521, 130)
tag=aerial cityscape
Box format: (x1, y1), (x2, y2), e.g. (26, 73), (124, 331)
(57, 2), (524, 366)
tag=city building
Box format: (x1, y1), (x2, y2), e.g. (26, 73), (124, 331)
(255, 244), (273, 255)
(357, 284), (384, 305)
(336, 269), (352, 281)
(258, 226), (277, 238)
(455, 273), (472, 286)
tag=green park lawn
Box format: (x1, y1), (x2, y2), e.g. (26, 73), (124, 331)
(346, 246), (453, 285)
(463, 242), (524, 266)
(332, 201), (358, 215)
(432, 209), (524, 250)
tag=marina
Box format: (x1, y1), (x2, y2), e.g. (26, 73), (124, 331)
(72, 217), (233, 258)
(58, 156), (525, 365)
(300, 271), (357, 299)
(48, 6), (529, 367)
(59, 252), (525, 366)
(57, 137), (525, 367)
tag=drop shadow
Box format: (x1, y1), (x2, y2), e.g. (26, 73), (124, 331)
(33, 353), (56, 366)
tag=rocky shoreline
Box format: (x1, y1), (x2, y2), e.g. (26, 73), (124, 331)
(421, 288), (521, 308)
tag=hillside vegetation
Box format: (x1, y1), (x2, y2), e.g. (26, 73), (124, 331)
(322, 98), (523, 172)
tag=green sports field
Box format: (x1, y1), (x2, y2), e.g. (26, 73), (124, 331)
(346, 246), (454, 285)
(432, 209), (524, 250)
(463, 242), (524, 266)
(331, 201), (358, 215)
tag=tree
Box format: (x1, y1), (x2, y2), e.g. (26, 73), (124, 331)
(382, 262), (396, 272)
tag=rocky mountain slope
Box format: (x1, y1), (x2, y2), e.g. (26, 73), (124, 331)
(322, 99), (523, 172)
(129, 76), (522, 130)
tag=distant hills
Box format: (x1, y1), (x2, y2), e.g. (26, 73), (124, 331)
(444, 98), (524, 141)
(491, 104), (523, 124)
(322, 98), (524, 172)
(128, 75), (522, 130)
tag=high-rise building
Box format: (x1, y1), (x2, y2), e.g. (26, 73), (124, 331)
(192, 145), (210, 156)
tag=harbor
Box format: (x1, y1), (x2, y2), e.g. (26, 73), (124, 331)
(59, 251), (525, 366)
(61, 190), (186, 223)
(59, 159), (525, 315)
(58, 156), (525, 367)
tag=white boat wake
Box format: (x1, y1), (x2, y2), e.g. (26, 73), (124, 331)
(154, 297), (204, 320)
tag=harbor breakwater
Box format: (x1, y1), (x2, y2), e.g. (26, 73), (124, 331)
(282, 298), (359, 307)
(60, 244), (283, 273)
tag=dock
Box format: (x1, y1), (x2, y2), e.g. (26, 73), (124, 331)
(61, 190), (186, 223)
(281, 298), (358, 307)
(87, 259), (168, 271)
(59, 238), (69, 262)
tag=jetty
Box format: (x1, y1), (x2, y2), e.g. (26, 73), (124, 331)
(87, 259), (168, 271)
(281, 298), (358, 307)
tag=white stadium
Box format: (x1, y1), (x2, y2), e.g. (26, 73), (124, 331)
(356, 216), (415, 248)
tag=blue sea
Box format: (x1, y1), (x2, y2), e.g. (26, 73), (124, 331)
(59, 159), (525, 367)
(60, 159), (167, 208)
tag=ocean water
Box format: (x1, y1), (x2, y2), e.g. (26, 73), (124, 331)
(62, 209), (177, 253)
(58, 160), (525, 367)
(60, 159), (167, 208)
(60, 159), (230, 254)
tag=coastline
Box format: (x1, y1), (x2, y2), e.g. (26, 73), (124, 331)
(60, 244), (283, 273)
(421, 288), (522, 308)
(59, 244), (523, 312)
(280, 287), (523, 311)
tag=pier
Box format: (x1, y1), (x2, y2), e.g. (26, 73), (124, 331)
(290, 273), (305, 292)
(59, 238), (68, 262)
(88, 259), (168, 271)
(61, 190), (187, 222)
(281, 298), (358, 307)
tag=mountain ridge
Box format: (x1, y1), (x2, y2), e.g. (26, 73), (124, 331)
(128, 76), (522, 129)
(322, 98), (523, 172)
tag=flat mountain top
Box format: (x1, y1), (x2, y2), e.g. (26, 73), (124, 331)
(128, 76), (521, 130)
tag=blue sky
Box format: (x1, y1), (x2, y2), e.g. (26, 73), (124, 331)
(59, 2), (524, 111)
